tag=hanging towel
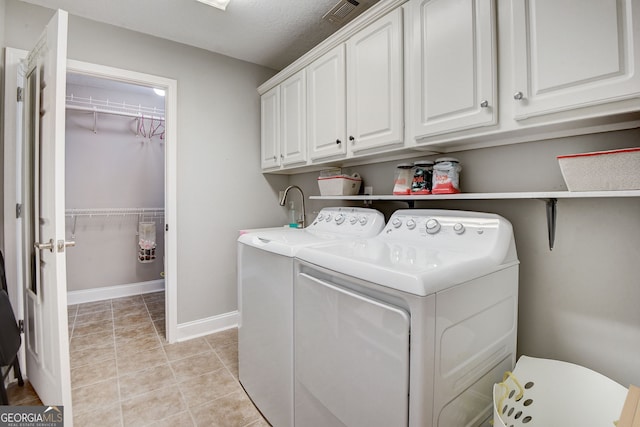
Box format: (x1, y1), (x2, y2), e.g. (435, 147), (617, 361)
(138, 221), (156, 263)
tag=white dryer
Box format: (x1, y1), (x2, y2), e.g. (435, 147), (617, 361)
(237, 207), (385, 427)
(294, 209), (519, 427)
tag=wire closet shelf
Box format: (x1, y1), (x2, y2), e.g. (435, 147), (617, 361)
(65, 94), (165, 138)
(65, 207), (165, 218)
(65, 208), (165, 239)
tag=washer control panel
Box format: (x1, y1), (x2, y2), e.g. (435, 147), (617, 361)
(311, 207), (385, 237)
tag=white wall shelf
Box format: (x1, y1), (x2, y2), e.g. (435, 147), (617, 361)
(310, 190), (640, 201)
(310, 190), (640, 250)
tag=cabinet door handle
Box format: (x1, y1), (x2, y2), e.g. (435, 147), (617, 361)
(336, 139), (341, 145)
(273, 155), (277, 161)
(480, 100), (489, 108)
(513, 91), (524, 101)
(349, 136), (355, 143)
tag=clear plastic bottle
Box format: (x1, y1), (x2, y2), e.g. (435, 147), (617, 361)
(288, 201), (298, 228)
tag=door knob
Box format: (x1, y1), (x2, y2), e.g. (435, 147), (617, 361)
(57, 240), (76, 253)
(34, 239), (55, 253)
(513, 91), (524, 100)
(34, 239), (76, 253)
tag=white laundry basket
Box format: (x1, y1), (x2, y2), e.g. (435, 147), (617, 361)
(493, 356), (628, 427)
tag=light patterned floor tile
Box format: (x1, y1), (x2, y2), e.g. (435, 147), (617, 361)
(121, 385), (187, 427)
(116, 346), (167, 375)
(170, 351), (224, 381)
(71, 357), (117, 389)
(118, 364), (176, 400)
(73, 403), (122, 427)
(72, 378), (119, 415)
(162, 337), (210, 362)
(189, 390), (262, 427)
(177, 368), (240, 408)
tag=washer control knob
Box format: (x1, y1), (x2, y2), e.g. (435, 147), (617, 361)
(359, 216), (368, 226)
(317, 213), (325, 221)
(425, 218), (441, 234)
(391, 218), (403, 228)
(349, 216), (358, 225)
(406, 219), (416, 230)
(453, 223), (465, 234)
(325, 213), (333, 222)
(335, 213), (346, 225)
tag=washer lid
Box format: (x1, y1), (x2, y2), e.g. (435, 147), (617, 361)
(238, 228), (342, 257)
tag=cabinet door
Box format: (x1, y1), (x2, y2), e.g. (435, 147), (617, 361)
(347, 8), (404, 153)
(281, 70), (307, 167)
(307, 44), (347, 160)
(511, 0), (640, 119)
(409, 0), (496, 139)
(261, 86), (280, 170)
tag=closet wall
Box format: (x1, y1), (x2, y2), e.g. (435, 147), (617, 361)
(65, 76), (166, 293)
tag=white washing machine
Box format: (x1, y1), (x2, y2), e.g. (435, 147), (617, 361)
(293, 209), (519, 427)
(237, 207), (385, 427)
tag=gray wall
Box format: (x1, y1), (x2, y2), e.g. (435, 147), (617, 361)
(2, 0), (288, 323)
(65, 82), (165, 291)
(289, 129), (640, 388)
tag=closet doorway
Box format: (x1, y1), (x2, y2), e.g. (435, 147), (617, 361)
(65, 60), (178, 342)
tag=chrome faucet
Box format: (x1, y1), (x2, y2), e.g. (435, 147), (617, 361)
(279, 185), (306, 228)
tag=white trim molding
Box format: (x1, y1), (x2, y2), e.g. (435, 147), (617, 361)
(176, 311), (239, 342)
(67, 279), (165, 305)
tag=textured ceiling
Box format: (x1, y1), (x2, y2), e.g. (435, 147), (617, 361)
(20, 0), (380, 70)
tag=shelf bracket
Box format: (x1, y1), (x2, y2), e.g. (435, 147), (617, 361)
(540, 198), (557, 251)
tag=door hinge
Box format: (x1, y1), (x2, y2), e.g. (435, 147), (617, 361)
(165, 224), (169, 232)
(17, 87), (23, 102)
(18, 320), (24, 333)
(16, 203), (22, 219)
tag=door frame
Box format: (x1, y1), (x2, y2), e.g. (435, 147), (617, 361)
(65, 59), (179, 343)
(3, 52), (179, 362)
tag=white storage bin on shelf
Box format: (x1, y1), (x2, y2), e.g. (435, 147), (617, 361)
(317, 172), (362, 196)
(493, 356), (628, 427)
(558, 147), (640, 191)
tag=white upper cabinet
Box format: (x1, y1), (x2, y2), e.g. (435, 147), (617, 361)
(408, 0), (497, 140)
(261, 70), (307, 170)
(260, 86), (280, 170)
(347, 7), (404, 153)
(510, 0), (640, 119)
(307, 44), (348, 161)
(281, 70), (307, 167)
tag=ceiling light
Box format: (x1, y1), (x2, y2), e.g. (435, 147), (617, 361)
(153, 88), (166, 97)
(196, 0), (231, 11)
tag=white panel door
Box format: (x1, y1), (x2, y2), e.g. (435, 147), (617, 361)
(409, 0), (496, 139)
(261, 86), (280, 170)
(21, 10), (73, 412)
(295, 272), (410, 427)
(347, 8), (404, 153)
(281, 69), (307, 167)
(511, 0), (640, 119)
(307, 44), (347, 160)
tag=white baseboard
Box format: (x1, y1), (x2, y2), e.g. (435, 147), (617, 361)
(176, 310), (239, 342)
(67, 279), (165, 305)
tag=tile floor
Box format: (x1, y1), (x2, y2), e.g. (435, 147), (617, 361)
(67, 292), (270, 427)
